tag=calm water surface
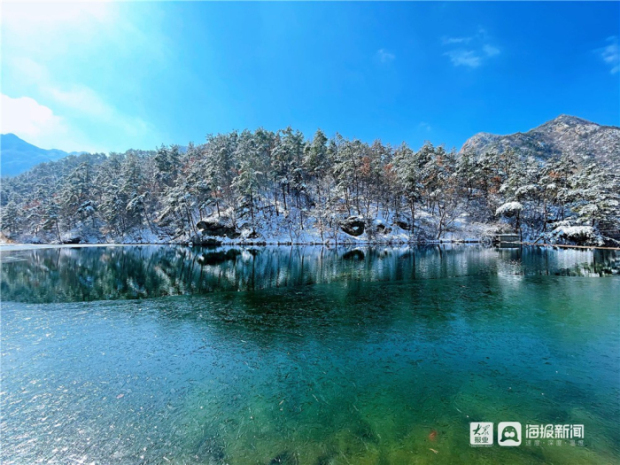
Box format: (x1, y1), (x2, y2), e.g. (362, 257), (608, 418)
(1, 246), (619, 464)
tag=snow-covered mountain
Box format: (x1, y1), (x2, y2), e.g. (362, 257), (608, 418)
(460, 115), (620, 165)
(0, 134), (84, 177)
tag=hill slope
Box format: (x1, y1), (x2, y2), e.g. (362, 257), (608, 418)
(460, 115), (620, 165)
(0, 133), (76, 177)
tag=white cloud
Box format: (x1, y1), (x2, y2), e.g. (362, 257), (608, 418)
(0, 93), (91, 151)
(1, 2), (113, 39)
(483, 45), (500, 57)
(441, 28), (500, 69)
(50, 87), (114, 118)
(4, 58), (154, 151)
(600, 36), (619, 75)
(376, 49), (396, 63)
(444, 50), (482, 68)
(1, 94), (66, 138)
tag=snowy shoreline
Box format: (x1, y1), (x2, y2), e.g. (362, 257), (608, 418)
(4, 241), (617, 254)
(0, 238), (483, 251)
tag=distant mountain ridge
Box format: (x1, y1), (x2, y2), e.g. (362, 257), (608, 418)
(0, 134), (189, 177)
(459, 115), (620, 165)
(0, 133), (86, 177)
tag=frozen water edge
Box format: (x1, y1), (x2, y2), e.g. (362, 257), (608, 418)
(0, 239), (480, 252)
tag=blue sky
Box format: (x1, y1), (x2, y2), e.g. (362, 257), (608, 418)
(2, 1), (618, 153)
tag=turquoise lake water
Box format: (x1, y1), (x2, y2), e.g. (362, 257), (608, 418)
(1, 246), (619, 464)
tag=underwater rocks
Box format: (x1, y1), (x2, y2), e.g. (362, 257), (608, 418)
(194, 435), (226, 464)
(269, 450), (299, 465)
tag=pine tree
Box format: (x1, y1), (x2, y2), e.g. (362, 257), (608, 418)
(232, 157), (262, 231)
(1, 200), (20, 235)
(393, 142), (421, 235)
(569, 163), (619, 229)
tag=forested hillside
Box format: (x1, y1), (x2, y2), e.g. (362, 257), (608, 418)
(1, 118), (618, 246)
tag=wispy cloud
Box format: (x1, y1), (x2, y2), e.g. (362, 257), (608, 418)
(418, 122), (432, 133)
(48, 85), (151, 138)
(444, 50), (482, 68)
(376, 48), (395, 64)
(482, 45), (500, 57)
(442, 28), (500, 69)
(600, 36), (619, 74)
(6, 58), (155, 151)
(442, 36), (472, 45)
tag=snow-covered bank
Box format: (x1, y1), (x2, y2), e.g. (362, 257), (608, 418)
(4, 210), (615, 248)
(0, 243), (134, 252)
(2, 210), (500, 248)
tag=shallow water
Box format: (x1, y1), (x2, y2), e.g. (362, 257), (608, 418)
(1, 246), (619, 464)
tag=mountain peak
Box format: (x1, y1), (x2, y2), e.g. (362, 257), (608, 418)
(1, 133), (32, 146)
(460, 115), (619, 165)
(1, 134), (73, 177)
(540, 114), (597, 128)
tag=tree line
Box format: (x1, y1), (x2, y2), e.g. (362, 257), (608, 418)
(1, 128), (618, 244)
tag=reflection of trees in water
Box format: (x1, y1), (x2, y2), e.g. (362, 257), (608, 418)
(1, 246), (617, 303)
(495, 247), (619, 277)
